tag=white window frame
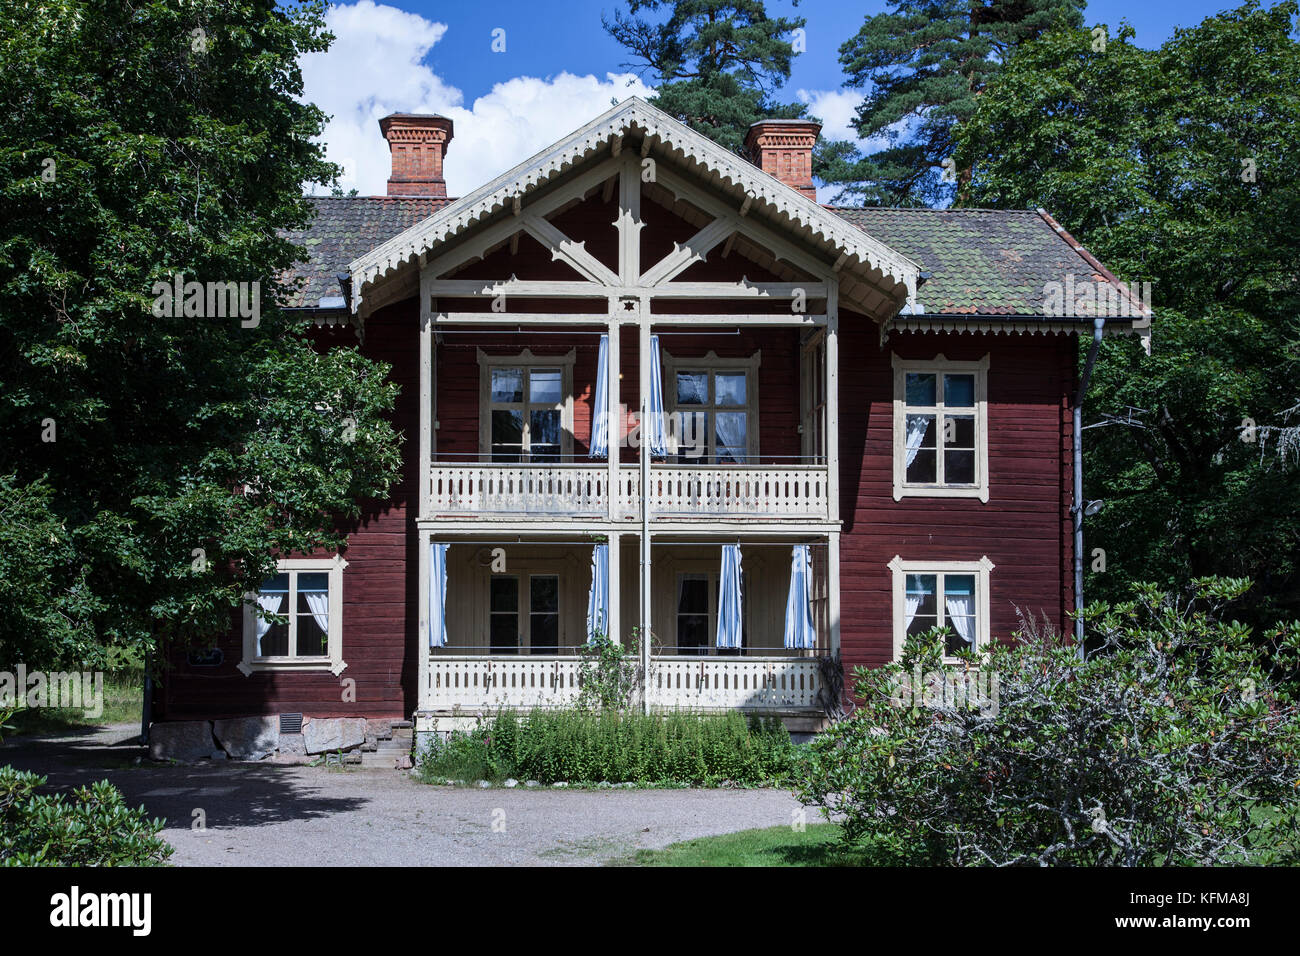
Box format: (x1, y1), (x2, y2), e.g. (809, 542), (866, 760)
(239, 555), (347, 676)
(662, 349), (761, 463)
(486, 571), (564, 654)
(888, 555), (994, 664)
(670, 567), (748, 655)
(891, 353), (989, 502)
(476, 348), (575, 461)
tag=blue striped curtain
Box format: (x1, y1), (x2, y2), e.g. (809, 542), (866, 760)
(716, 545), (743, 649)
(647, 334), (668, 456)
(783, 545), (816, 649)
(586, 544), (609, 643)
(428, 542), (449, 648)
(589, 334), (609, 459)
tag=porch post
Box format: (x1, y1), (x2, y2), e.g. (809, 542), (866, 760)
(608, 531), (621, 650)
(826, 282), (840, 523)
(606, 309), (621, 520)
(638, 305), (652, 714)
(416, 525), (430, 717)
(828, 530), (841, 657)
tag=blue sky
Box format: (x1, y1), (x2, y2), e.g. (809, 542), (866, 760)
(299, 1), (1260, 200)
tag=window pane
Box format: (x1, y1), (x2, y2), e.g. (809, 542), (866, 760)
(908, 414), (936, 449)
(529, 409), (561, 461)
(678, 576), (709, 655)
(678, 575), (709, 614)
(490, 615), (518, 654)
(259, 573), (289, 594)
(905, 372), (936, 406)
(676, 371), (708, 405)
(945, 449), (975, 484)
(490, 368), (523, 403)
(491, 409), (523, 459)
(905, 574), (937, 641)
(298, 573), (328, 593)
(530, 576), (559, 613)
(715, 412), (747, 463)
(261, 621), (289, 657)
(945, 415), (975, 449)
(297, 610), (326, 657)
(715, 372), (746, 407)
(677, 411), (708, 462)
(944, 575), (977, 655)
(490, 576), (518, 613)
(529, 368), (562, 404)
(907, 450), (936, 483)
(944, 374), (975, 408)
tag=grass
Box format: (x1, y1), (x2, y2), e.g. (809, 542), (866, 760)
(632, 823), (894, 867)
(6, 678), (143, 735)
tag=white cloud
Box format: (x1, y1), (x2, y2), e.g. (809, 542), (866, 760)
(300, 2), (655, 197)
(798, 88), (864, 144)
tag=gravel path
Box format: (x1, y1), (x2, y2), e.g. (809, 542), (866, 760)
(0, 725), (808, 866)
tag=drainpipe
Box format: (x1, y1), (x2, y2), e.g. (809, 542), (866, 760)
(1072, 317), (1105, 655)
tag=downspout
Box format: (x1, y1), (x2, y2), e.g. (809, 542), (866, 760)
(1072, 317), (1105, 655)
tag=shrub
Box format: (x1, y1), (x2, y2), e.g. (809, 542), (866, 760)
(418, 709), (796, 786)
(0, 766), (173, 866)
(574, 634), (639, 712)
(796, 579), (1300, 866)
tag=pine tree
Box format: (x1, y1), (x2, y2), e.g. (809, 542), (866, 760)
(820, 0), (1085, 205)
(603, 0), (808, 153)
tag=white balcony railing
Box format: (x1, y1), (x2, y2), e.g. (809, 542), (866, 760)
(422, 655), (823, 713)
(428, 463), (829, 520)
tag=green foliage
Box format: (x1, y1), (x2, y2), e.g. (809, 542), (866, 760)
(955, 3), (1300, 626)
(418, 709), (796, 786)
(819, 0), (1084, 204)
(797, 579), (1300, 865)
(0, 1), (403, 670)
(603, 0), (808, 152)
(0, 765), (173, 866)
(575, 635), (640, 711)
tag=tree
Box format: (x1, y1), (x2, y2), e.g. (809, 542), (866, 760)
(819, 0), (1085, 205)
(954, 3), (1300, 626)
(797, 581), (1300, 866)
(0, 1), (403, 671)
(603, 0), (808, 153)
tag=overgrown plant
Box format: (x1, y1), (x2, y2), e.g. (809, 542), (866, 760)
(575, 633), (640, 711)
(797, 579), (1300, 865)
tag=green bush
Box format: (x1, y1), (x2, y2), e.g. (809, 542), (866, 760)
(796, 579), (1300, 866)
(0, 765), (173, 866)
(418, 709), (796, 786)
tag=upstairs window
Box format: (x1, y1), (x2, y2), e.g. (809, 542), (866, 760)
(891, 354), (989, 501)
(664, 350), (760, 464)
(477, 349), (574, 462)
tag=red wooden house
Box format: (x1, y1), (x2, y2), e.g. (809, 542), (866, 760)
(155, 98), (1146, 747)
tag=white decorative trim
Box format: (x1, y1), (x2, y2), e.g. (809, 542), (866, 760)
(350, 97), (919, 312)
(891, 353), (990, 503)
(887, 555), (995, 663)
(239, 555), (348, 676)
(886, 317), (1147, 337)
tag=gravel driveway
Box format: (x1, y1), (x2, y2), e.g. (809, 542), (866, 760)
(0, 724), (808, 866)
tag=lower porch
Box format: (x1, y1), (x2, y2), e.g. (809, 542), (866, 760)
(415, 536), (836, 728)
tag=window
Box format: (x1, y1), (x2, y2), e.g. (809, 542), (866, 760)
(674, 571), (747, 655)
(800, 331), (827, 463)
(663, 350), (760, 464)
(488, 573), (562, 654)
(891, 354), (989, 501)
(477, 349), (574, 462)
(888, 556), (994, 662)
(240, 556), (347, 675)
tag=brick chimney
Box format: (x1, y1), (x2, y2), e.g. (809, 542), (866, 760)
(743, 119), (821, 200)
(378, 113), (453, 198)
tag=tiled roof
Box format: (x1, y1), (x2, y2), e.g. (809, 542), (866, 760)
(282, 196), (1125, 320)
(281, 196), (449, 309)
(830, 206), (1124, 317)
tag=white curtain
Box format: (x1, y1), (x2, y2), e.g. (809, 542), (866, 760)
(715, 413), (747, 463)
(904, 592), (922, 631)
(783, 545), (816, 649)
(905, 415), (930, 468)
(590, 334), (609, 459)
(429, 542), (449, 648)
(586, 544), (609, 644)
(255, 593), (283, 656)
(647, 335), (668, 456)
(945, 593), (976, 645)
(303, 589), (329, 637)
(716, 545), (744, 649)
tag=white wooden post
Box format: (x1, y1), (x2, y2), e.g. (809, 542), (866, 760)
(639, 304), (652, 714)
(608, 531), (621, 651)
(828, 530), (841, 658)
(826, 282), (840, 523)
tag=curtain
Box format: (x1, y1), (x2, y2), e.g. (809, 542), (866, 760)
(255, 592), (283, 656)
(905, 415), (930, 468)
(429, 542), (449, 648)
(589, 334), (609, 459)
(783, 545), (816, 649)
(716, 545), (743, 649)
(715, 412), (747, 463)
(586, 543), (609, 644)
(945, 592), (976, 645)
(303, 589), (329, 638)
(904, 592), (922, 631)
(647, 335), (668, 456)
